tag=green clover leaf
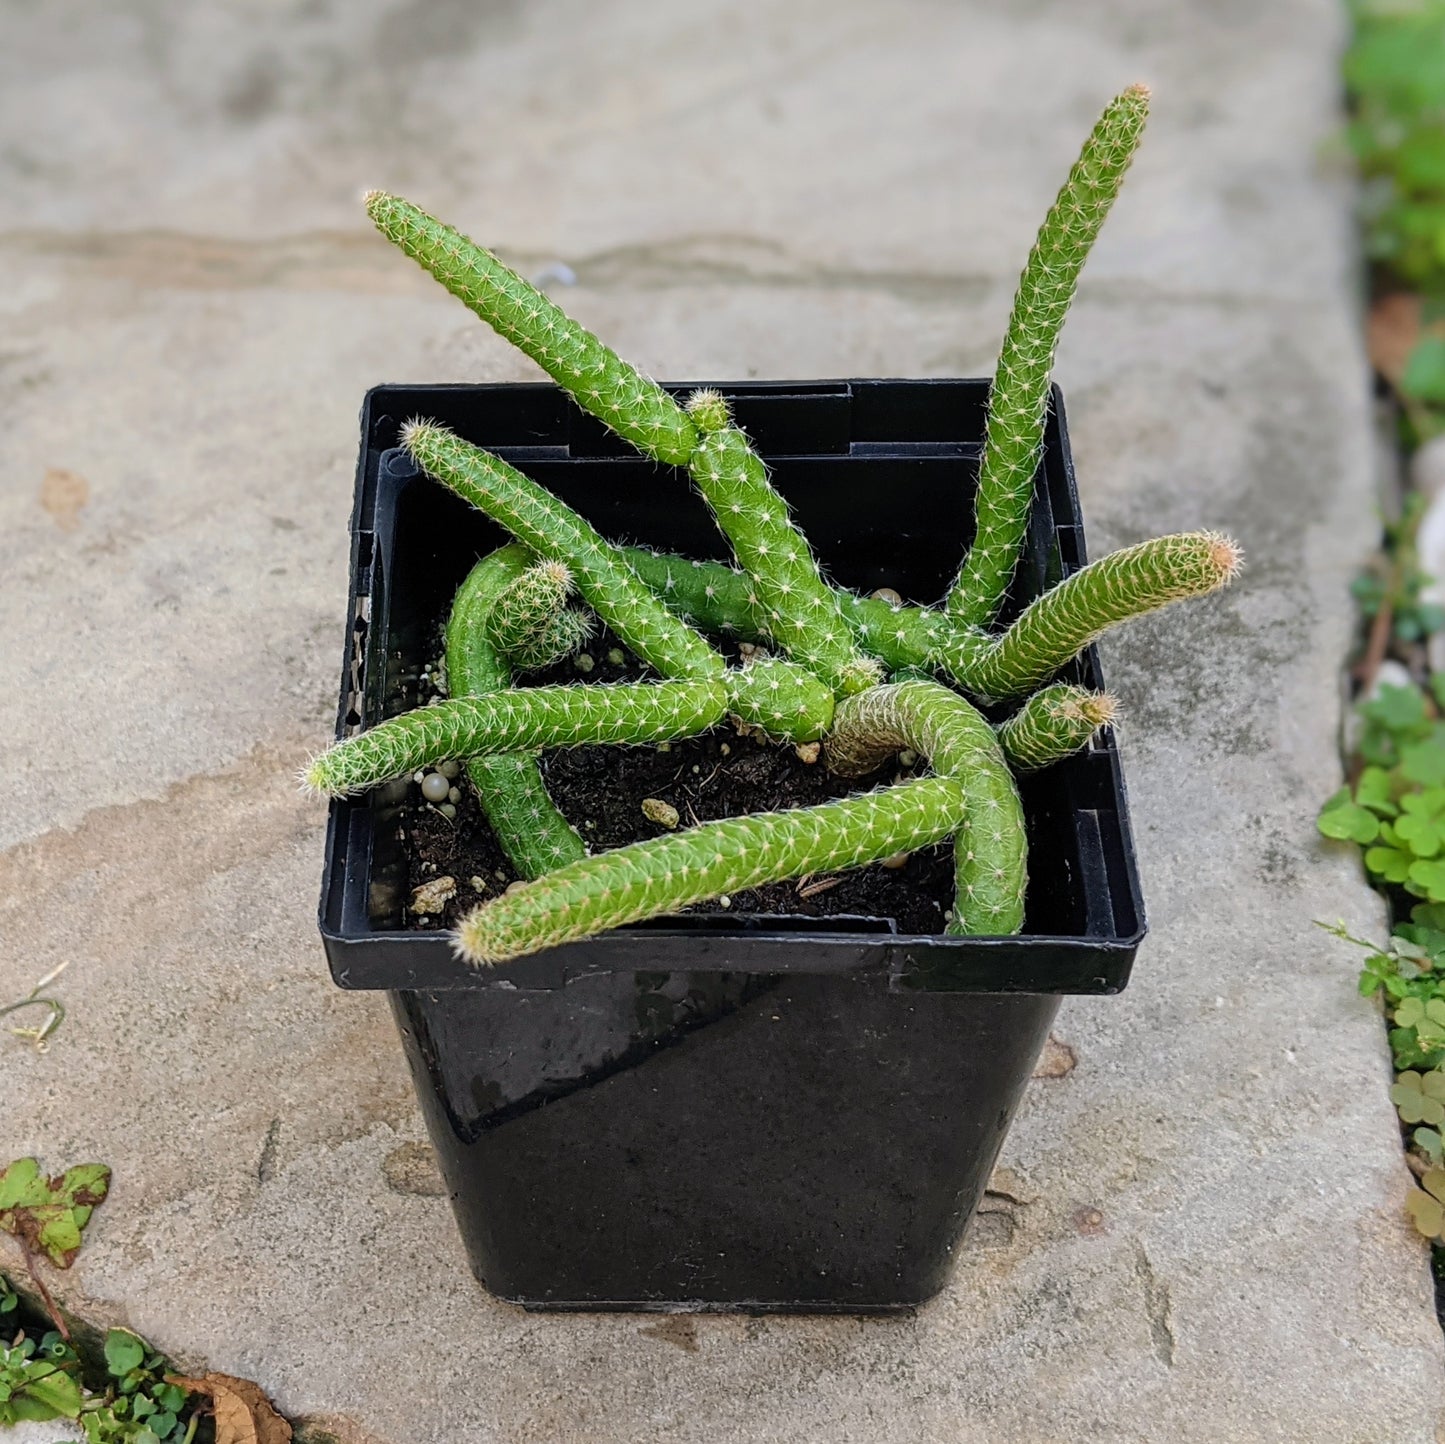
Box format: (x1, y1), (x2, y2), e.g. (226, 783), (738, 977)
(1403, 743), (1445, 788)
(104, 1331), (145, 1379)
(1367, 825), (1415, 883)
(1406, 1168), (1445, 1240)
(1365, 682), (1431, 736)
(1416, 1127), (1445, 1167)
(1395, 997), (1445, 1051)
(1391, 1068), (1445, 1124)
(1395, 788), (1445, 857)
(1318, 788), (1382, 844)
(1408, 857), (1445, 901)
(1356, 765), (1400, 815)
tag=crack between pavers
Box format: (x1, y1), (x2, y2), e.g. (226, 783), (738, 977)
(0, 226), (1310, 313)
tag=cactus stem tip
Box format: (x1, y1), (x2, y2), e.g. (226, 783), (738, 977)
(452, 909), (497, 967)
(1205, 531), (1244, 584)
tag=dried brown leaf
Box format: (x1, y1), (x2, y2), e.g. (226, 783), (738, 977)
(168, 1373), (291, 1444)
(1368, 292), (1423, 389)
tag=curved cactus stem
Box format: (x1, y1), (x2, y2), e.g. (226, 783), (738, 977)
(995, 684), (1117, 771)
(452, 677), (1026, 964)
(824, 679), (1025, 934)
(446, 547), (587, 879)
(723, 657), (836, 741)
(685, 394), (881, 697)
(365, 191), (697, 466)
(956, 531), (1243, 700)
(402, 421), (723, 682)
(621, 548), (766, 640)
(454, 776), (970, 964)
(305, 678), (728, 797)
(946, 84), (1151, 628)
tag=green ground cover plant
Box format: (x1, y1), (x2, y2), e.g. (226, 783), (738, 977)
(1320, 675), (1445, 1243)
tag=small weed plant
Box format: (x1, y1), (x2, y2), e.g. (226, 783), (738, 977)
(1320, 674), (1445, 1242)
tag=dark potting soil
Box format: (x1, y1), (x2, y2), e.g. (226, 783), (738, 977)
(398, 629), (955, 936)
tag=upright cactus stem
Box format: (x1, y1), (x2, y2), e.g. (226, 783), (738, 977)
(365, 192), (697, 466)
(947, 84), (1151, 628)
(684, 391), (881, 697)
(402, 420), (722, 682)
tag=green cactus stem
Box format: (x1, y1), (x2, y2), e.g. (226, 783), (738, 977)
(824, 679), (1025, 934)
(305, 678), (728, 797)
(366, 191), (697, 466)
(446, 547), (586, 878)
(956, 530), (1242, 700)
(454, 776), (970, 964)
(485, 558), (572, 656)
(621, 548), (764, 638)
(946, 84), (1150, 628)
(995, 684), (1118, 771)
(723, 657), (836, 741)
(453, 677), (1024, 964)
(484, 556), (594, 671)
(506, 606), (594, 671)
(623, 545), (963, 672)
(684, 392), (879, 697)
(402, 420), (723, 682)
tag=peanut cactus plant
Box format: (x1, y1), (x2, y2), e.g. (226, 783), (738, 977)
(306, 82), (1242, 965)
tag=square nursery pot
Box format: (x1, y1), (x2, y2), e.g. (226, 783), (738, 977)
(318, 378), (1146, 1313)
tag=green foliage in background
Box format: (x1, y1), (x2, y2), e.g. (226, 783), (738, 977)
(0, 1299), (196, 1442)
(1319, 680), (1445, 900)
(1346, 0), (1445, 292)
(1351, 495), (1445, 646)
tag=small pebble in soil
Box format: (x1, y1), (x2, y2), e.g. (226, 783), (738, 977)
(641, 797), (680, 829)
(575, 653), (595, 673)
(881, 852), (910, 870)
(720, 742), (731, 756)
(657, 742), (671, 753)
(794, 741), (821, 764)
(448, 786), (462, 804)
(438, 803), (457, 820)
(411, 875), (457, 914)
(439, 760), (461, 780)
(421, 772), (450, 802)
(897, 749), (918, 769)
(718, 895), (731, 908)
(607, 648), (625, 665)
(870, 586), (903, 607)
(505, 880), (529, 896)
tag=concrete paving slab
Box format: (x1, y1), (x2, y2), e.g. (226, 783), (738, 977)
(2, 1), (1443, 1441)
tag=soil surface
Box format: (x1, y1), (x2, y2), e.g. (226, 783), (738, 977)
(399, 629), (955, 934)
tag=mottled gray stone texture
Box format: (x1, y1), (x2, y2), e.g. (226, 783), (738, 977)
(2, 1), (1442, 1440)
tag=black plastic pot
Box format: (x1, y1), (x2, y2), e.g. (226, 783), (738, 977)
(318, 379), (1145, 1313)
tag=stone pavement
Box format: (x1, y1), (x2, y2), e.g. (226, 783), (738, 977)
(3, 1), (1443, 1440)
